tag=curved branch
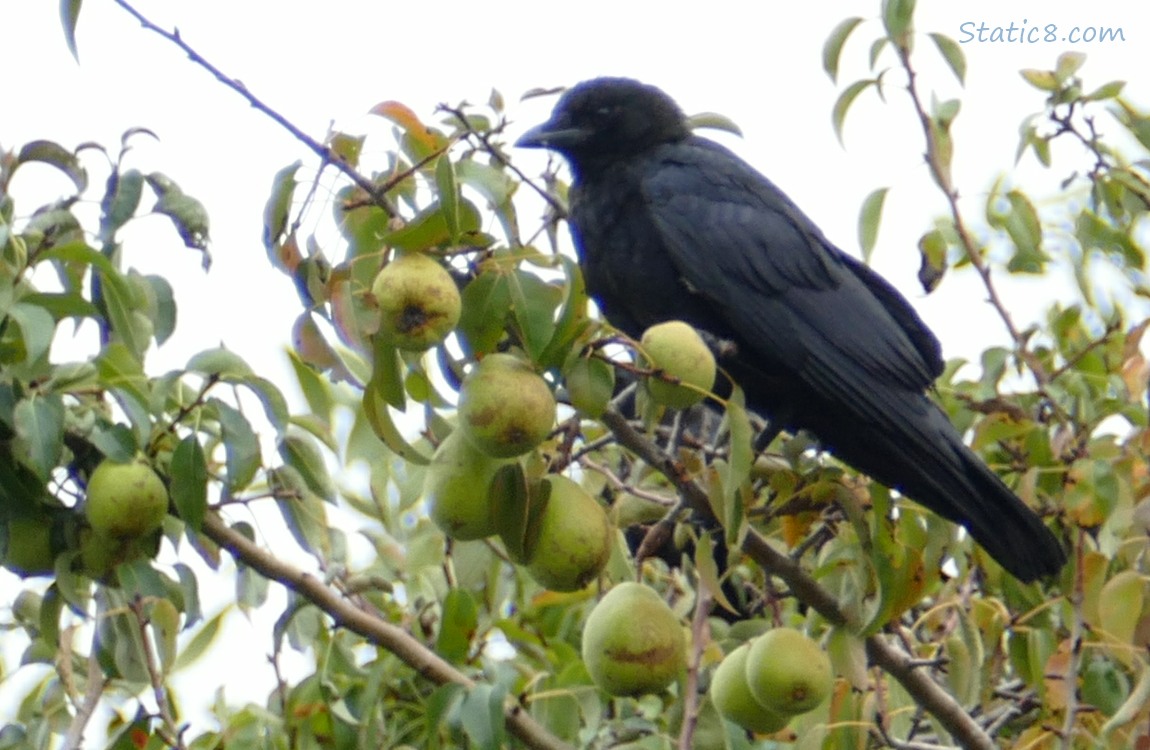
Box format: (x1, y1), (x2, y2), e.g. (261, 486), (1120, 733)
(200, 513), (574, 750)
(599, 407), (996, 750)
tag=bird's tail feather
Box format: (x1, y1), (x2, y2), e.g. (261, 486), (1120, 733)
(802, 402), (1066, 582)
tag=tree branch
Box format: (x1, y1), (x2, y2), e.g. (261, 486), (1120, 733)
(199, 512), (574, 750)
(110, 0), (398, 217)
(599, 407), (996, 750)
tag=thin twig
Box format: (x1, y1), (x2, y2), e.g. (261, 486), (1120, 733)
(130, 597), (188, 749)
(438, 104), (567, 219)
(110, 0), (398, 217)
(60, 628), (108, 750)
(1059, 528), (1088, 750)
(894, 45), (1063, 407)
(678, 586), (713, 750)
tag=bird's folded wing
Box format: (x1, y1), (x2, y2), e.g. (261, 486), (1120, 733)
(642, 139), (942, 408)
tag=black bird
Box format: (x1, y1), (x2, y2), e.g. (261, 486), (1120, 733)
(517, 78), (1066, 582)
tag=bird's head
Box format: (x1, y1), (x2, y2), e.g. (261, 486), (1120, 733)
(516, 78), (689, 171)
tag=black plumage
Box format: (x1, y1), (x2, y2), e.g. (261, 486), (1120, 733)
(517, 78), (1066, 582)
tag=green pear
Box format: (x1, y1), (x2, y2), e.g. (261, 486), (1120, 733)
(424, 430), (508, 541)
(640, 321), (716, 409)
(582, 581), (686, 696)
(372, 252), (461, 351)
(745, 627), (832, 716)
(458, 353), (556, 458)
(525, 475), (612, 591)
(710, 642), (790, 733)
(84, 458), (168, 541)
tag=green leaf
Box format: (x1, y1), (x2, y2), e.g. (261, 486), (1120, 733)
(1055, 51), (1087, 83)
(327, 131), (364, 167)
(928, 33), (966, 84)
(17, 140), (87, 193)
(361, 384), (430, 466)
(458, 270), (512, 357)
(1084, 80), (1125, 102)
(19, 292), (98, 324)
(230, 522), (269, 610)
(100, 265), (152, 357)
(917, 228), (948, 292)
(149, 598), (181, 674)
(173, 608), (226, 671)
(95, 341), (147, 403)
(269, 465), (331, 555)
(507, 269), (561, 361)
(563, 355), (615, 418)
(60, 0), (82, 60)
(823, 17), (864, 82)
(13, 395), (65, 480)
(1098, 570), (1143, 645)
(6, 302), (56, 366)
(239, 375), (291, 438)
(147, 173), (211, 252)
(460, 683), (507, 750)
(882, 0), (915, 44)
(368, 335), (406, 410)
(173, 562), (202, 627)
(141, 274), (176, 346)
(171, 435), (208, 531)
(287, 350), (336, 425)
(436, 589), (479, 664)
(857, 187), (889, 263)
(685, 112), (743, 137)
(695, 533), (736, 616)
(384, 200), (483, 252)
(186, 347), (253, 379)
(263, 161), (301, 266)
(722, 390), (753, 509)
(1020, 69), (1059, 92)
(209, 398), (261, 491)
(988, 189), (1048, 274)
(455, 159), (519, 240)
(832, 79), (875, 144)
(435, 154), (461, 242)
(278, 432), (336, 503)
(100, 168), (144, 238)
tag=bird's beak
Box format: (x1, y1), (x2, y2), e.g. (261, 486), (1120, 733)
(516, 120), (589, 150)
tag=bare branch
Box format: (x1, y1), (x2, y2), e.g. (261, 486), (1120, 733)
(110, 0), (399, 217)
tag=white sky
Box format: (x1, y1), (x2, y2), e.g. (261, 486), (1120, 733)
(1, 0), (1144, 740)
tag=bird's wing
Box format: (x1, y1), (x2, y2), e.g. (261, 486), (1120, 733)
(641, 139), (943, 405)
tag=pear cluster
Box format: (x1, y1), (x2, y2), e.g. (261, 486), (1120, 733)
(710, 627), (833, 733)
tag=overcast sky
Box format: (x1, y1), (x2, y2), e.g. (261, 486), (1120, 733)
(1, 0), (1143, 735)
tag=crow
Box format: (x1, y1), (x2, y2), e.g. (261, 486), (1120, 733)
(517, 77), (1066, 582)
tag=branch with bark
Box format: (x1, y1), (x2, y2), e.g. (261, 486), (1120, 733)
(600, 407), (998, 750)
(199, 513), (575, 750)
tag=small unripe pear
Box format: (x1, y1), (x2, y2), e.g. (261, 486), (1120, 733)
(525, 475), (612, 591)
(745, 628), (832, 715)
(372, 253), (461, 351)
(1, 516), (55, 577)
(458, 353), (556, 458)
(84, 458), (168, 541)
(582, 582), (686, 696)
(710, 642), (790, 733)
(640, 321), (716, 409)
(424, 430), (508, 541)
